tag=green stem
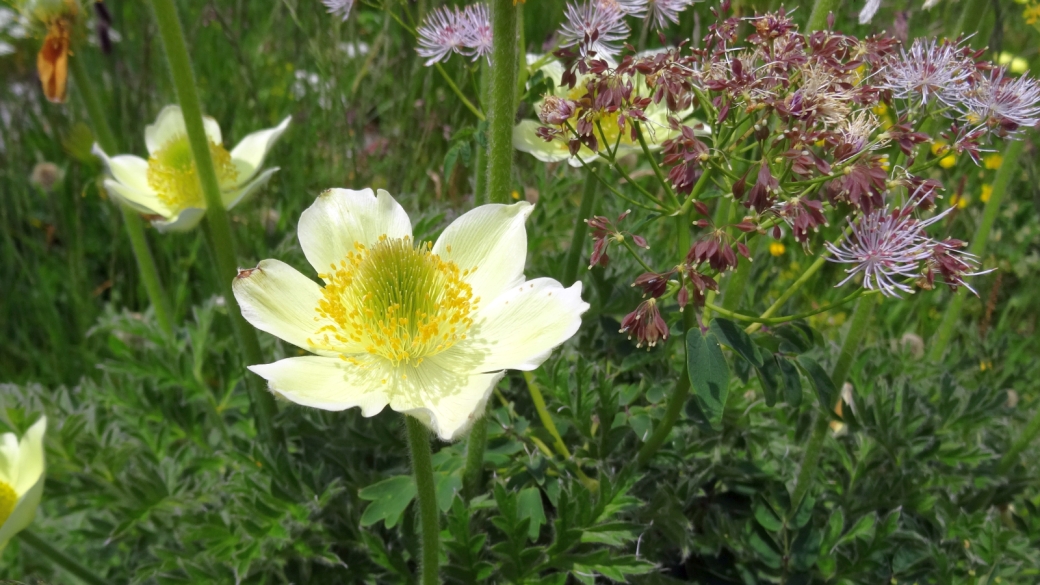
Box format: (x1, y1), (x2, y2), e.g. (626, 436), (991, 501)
(951, 0), (988, 39)
(634, 121), (680, 208)
(522, 372), (597, 490)
(999, 408), (1040, 474)
(434, 63), (486, 121)
(486, 0), (518, 204)
(676, 167), (715, 217)
(18, 531), (108, 585)
(69, 53), (174, 337)
(148, 0), (280, 442)
(406, 416), (440, 585)
(745, 253), (830, 334)
(721, 237), (758, 313)
(707, 289), (873, 326)
(790, 294), (876, 509)
(462, 415), (488, 500)
(562, 172), (598, 285)
(635, 308), (696, 467)
(806, 0), (838, 33)
(929, 138), (1024, 361)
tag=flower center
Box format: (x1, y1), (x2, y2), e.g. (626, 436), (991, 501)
(313, 235), (477, 366)
(146, 134), (237, 214)
(0, 479), (16, 526)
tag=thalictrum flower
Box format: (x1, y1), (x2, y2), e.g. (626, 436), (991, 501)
(877, 39), (975, 110)
(513, 54), (697, 166)
(558, 1), (629, 60)
(93, 105), (290, 232)
(0, 416), (46, 553)
(233, 189), (588, 441)
(415, 3), (492, 66)
(825, 199), (952, 297)
(321, 0), (354, 21)
(963, 68), (1040, 135)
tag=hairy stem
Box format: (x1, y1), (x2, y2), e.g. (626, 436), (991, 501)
(69, 53), (174, 337)
(929, 138), (1024, 360)
(462, 415), (488, 499)
(148, 0), (280, 442)
(790, 294), (876, 509)
(486, 0), (519, 203)
(562, 172), (598, 285)
(18, 531), (108, 585)
(406, 417), (440, 585)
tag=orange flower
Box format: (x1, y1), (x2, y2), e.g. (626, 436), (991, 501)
(37, 19), (70, 103)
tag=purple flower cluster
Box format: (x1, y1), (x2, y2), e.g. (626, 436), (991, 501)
(416, 3), (492, 66)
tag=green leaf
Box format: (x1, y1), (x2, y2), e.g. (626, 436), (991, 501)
(755, 354), (781, 407)
(777, 356), (803, 407)
(517, 487), (546, 542)
(686, 330), (731, 429)
(754, 500), (783, 532)
(837, 513), (877, 547)
(797, 356), (836, 410)
(358, 475), (417, 529)
(710, 318), (763, 367)
(436, 471), (462, 513)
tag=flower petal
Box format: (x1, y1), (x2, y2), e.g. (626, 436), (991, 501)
(145, 105), (222, 154)
(390, 360), (504, 441)
(229, 116), (291, 183)
(512, 120), (590, 164)
(92, 144), (154, 193)
(222, 167), (278, 210)
(11, 417), (45, 495)
(233, 259), (354, 355)
(0, 433), (18, 487)
(0, 473), (43, 549)
(102, 179), (171, 217)
(249, 355), (391, 417)
(446, 278), (588, 372)
(432, 201), (532, 303)
(298, 188), (412, 277)
(153, 207), (206, 232)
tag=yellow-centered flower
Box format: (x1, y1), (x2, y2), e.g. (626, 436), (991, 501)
(233, 189), (588, 440)
(0, 416), (46, 552)
(512, 53), (699, 166)
(92, 105), (290, 232)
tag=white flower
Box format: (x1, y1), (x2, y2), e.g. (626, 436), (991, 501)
(321, 0), (353, 21)
(233, 189), (588, 441)
(0, 416), (46, 552)
(93, 105), (291, 232)
(513, 53), (699, 167)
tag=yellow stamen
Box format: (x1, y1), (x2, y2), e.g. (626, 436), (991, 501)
(316, 236), (476, 366)
(0, 480), (17, 526)
(146, 135), (237, 214)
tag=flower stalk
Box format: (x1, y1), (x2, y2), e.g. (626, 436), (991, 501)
(406, 417), (440, 585)
(635, 307), (696, 467)
(68, 53), (174, 337)
(18, 531), (108, 585)
(929, 138), (1025, 361)
(562, 172), (598, 286)
(147, 0), (280, 442)
(485, 0), (519, 203)
(806, 0), (838, 32)
(790, 294), (877, 510)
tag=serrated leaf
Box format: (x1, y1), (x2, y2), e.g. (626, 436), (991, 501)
(710, 317), (763, 367)
(778, 356), (803, 407)
(797, 356), (836, 410)
(358, 475), (416, 528)
(686, 330), (731, 430)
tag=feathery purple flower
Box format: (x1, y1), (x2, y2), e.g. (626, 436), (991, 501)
(877, 39), (975, 110)
(559, 1), (630, 60)
(321, 0), (354, 21)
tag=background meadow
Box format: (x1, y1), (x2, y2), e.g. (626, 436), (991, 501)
(2, 0), (1040, 583)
